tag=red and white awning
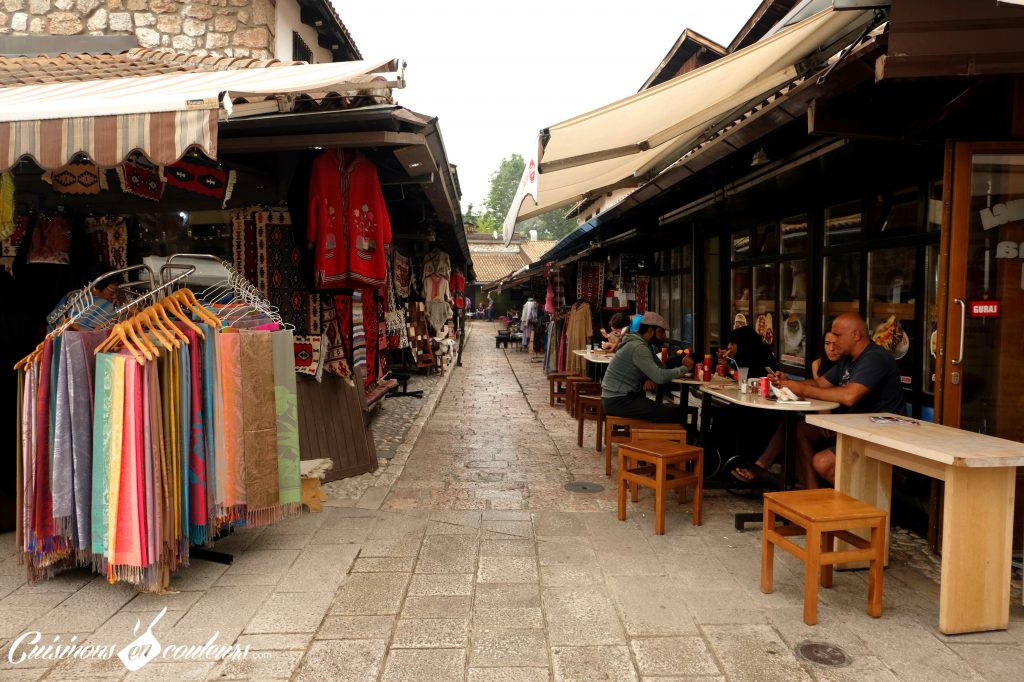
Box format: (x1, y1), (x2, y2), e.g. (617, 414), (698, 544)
(0, 57), (400, 171)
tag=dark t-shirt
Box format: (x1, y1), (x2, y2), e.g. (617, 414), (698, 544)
(823, 342), (906, 415)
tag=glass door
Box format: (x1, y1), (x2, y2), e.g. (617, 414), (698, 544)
(940, 143), (1024, 440)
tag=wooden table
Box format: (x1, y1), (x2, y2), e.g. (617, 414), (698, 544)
(573, 349), (612, 381)
(700, 385), (838, 526)
(806, 413), (1024, 634)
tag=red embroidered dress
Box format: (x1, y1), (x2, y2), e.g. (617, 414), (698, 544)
(308, 150), (392, 289)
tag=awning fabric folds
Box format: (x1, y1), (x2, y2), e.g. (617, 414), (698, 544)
(503, 8), (868, 240)
(0, 57), (399, 171)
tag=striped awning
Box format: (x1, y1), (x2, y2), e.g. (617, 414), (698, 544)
(0, 57), (399, 171)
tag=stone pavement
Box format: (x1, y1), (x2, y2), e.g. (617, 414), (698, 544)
(1, 320), (1023, 680)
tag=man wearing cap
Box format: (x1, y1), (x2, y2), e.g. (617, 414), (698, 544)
(601, 311), (695, 423)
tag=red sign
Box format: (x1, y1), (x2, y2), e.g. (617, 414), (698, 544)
(968, 300), (1000, 317)
(528, 159), (536, 183)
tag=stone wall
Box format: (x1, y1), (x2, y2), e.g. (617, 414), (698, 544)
(0, 0), (278, 59)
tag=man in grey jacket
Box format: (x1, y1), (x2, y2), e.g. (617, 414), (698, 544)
(601, 311), (693, 423)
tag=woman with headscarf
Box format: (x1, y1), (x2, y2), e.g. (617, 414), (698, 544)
(719, 324), (778, 378)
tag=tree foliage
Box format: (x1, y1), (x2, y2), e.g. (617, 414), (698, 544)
(478, 154), (578, 241)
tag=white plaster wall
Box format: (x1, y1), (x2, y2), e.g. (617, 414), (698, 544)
(275, 0), (332, 63)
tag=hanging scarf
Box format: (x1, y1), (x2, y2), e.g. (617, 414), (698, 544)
(239, 331), (280, 526)
(271, 330), (301, 516)
(85, 216), (129, 269)
(352, 290), (367, 376)
(0, 171), (15, 240)
(393, 250), (412, 297)
(91, 353), (125, 564)
(200, 325), (220, 528)
(184, 326), (208, 545)
(320, 294), (351, 379)
(32, 339), (55, 544)
(218, 332), (247, 514)
(112, 355), (145, 582)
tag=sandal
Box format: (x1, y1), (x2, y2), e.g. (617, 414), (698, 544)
(731, 462), (770, 483)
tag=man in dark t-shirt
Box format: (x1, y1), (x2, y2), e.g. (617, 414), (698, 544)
(775, 313), (905, 488)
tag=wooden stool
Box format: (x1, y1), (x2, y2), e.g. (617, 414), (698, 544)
(565, 378), (598, 418)
(576, 394), (604, 451)
(761, 489), (886, 625)
(618, 431), (703, 534)
(547, 372), (573, 406)
(603, 416), (686, 477)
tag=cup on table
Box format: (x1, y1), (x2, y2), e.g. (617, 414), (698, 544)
(737, 366), (749, 384)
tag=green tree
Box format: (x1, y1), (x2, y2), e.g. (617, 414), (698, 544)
(479, 153), (578, 241)
(484, 154), (526, 223)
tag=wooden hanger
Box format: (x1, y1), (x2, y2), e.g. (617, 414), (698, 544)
(13, 341), (44, 370)
(94, 323), (145, 365)
(175, 288), (220, 328)
(162, 296), (204, 338)
(142, 306), (179, 349)
(152, 301), (189, 344)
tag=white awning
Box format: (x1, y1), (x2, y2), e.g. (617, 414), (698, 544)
(503, 8), (869, 241)
(0, 57), (400, 170)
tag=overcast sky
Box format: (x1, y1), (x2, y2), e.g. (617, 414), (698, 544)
(334, 0), (763, 215)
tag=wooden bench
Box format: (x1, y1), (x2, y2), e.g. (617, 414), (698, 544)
(761, 489), (886, 625)
(576, 394), (604, 451)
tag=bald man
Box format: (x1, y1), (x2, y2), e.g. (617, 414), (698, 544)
(774, 312), (905, 488)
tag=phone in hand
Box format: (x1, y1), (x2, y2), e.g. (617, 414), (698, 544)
(765, 367), (779, 380)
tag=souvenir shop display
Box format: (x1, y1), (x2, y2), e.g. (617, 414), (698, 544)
(13, 259), (301, 592)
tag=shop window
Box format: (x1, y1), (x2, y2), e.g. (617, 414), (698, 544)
(781, 214), (808, 254)
(825, 200), (862, 246)
(927, 181), (942, 232)
(753, 263), (778, 354)
(781, 260), (807, 368)
(823, 251), (860, 329)
(871, 188), (919, 235)
(732, 230), (751, 259)
(755, 223), (778, 256)
(923, 244), (939, 396)
(704, 235), (720, 351)
(732, 266), (752, 330)
(868, 246), (916, 385)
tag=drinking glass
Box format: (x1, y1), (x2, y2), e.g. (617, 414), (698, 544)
(737, 366), (750, 384)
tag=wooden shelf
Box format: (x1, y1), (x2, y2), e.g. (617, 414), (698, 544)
(826, 301), (860, 314)
(868, 302), (915, 318)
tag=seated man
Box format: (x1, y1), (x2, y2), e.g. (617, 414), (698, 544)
(601, 311), (695, 423)
(774, 312), (905, 488)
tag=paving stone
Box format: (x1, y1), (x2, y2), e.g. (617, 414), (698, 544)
(468, 667), (550, 682)
(542, 587), (626, 646)
(212, 649), (304, 679)
(176, 584), (273, 629)
(316, 615), (395, 640)
(278, 543), (359, 592)
(475, 584), (541, 609)
(330, 573), (409, 615)
(408, 573), (474, 596)
(234, 632), (314, 650)
(481, 520), (534, 539)
(295, 639), (386, 681)
(479, 539), (536, 557)
(550, 645), (638, 681)
(29, 576), (137, 633)
(123, 590), (203, 613)
(469, 629), (548, 667)
(244, 591), (333, 633)
(477, 556), (538, 583)
(607, 576), (698, 636)
(358, 537), (423, 558)
(630, 636), (721, 676)
(352, 556), (416, 573)
(417, 535), (479, 574)
(703, 624), (812, 681)
(532, 511), (588, 537)
(391, 617), (469, 648)
(539, 564), (604, 587)
(382, 648), (466, 681)
(401, 595), (473, 619)
(473, 607), (544, 629)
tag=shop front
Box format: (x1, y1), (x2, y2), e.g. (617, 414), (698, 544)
(0, 49), (470, 589)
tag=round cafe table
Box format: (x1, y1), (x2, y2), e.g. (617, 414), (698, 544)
(697, 383), (838, 530)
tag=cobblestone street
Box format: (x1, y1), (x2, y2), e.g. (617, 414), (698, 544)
(0, 319), (1023, 680)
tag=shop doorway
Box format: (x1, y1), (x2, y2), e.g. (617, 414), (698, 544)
(938, 141), (1024, 554)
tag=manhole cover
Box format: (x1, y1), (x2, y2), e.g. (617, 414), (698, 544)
(564, 481), (605, 493)
(795, 641), (851, 667)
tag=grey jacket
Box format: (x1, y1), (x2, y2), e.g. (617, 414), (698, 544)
(600, 333), (685, 398)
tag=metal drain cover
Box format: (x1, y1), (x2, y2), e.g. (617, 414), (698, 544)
(564, 481), (605, 493)
(795, 641), (851, 667)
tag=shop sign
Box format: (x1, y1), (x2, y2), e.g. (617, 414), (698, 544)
(981, 199), (1024, 231)
(968, 300), (1000, 317)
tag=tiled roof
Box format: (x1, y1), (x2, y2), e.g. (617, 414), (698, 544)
(520, 240), (558, 263)
(0, 48), (303, 87)
(471, 252), (528, 284)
